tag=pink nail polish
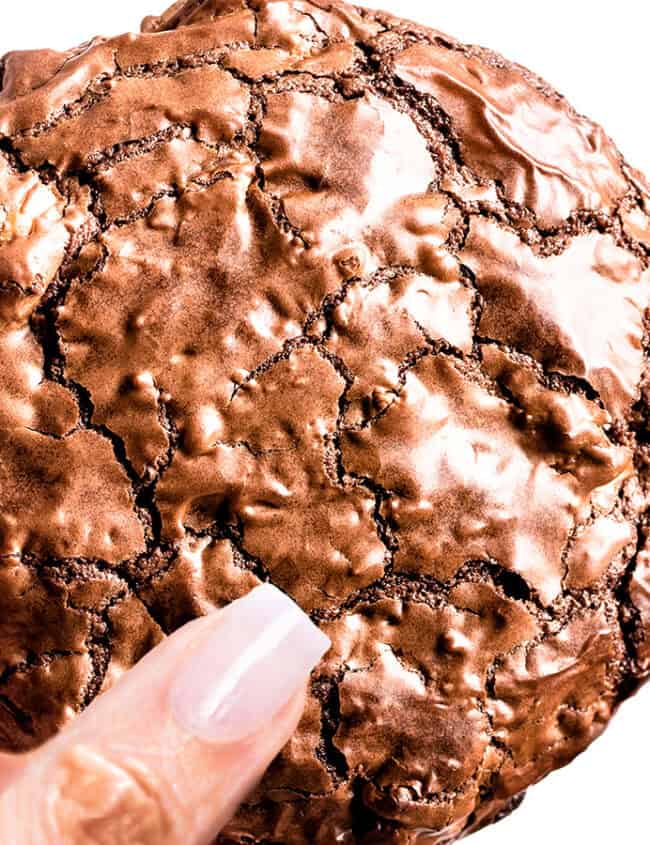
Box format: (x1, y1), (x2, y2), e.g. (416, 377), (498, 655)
(170, 584), (331, 743)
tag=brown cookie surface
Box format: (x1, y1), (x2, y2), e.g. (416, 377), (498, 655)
(1, 1), (650, 842)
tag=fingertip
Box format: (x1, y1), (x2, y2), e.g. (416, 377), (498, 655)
(0, 588), (329, 845)
(170, 584), (329, 745)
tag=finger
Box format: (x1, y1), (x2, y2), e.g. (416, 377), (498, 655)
(0, 752), (27, 792)
(0, 584), (330, 845)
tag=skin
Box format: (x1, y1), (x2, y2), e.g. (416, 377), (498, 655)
(0, 608), (311, 845)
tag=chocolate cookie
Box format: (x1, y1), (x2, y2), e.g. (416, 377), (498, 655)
(1, 1), (650, 842)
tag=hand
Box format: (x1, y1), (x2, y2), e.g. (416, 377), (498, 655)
(0, 584), (330, 844)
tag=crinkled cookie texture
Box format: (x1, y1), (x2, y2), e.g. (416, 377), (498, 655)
(0, 0), (649, 842)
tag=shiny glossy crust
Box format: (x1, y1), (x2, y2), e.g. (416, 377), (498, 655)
(1, 1), (650, 843)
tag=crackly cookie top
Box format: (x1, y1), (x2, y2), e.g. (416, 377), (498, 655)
(0, 1), (649, 843)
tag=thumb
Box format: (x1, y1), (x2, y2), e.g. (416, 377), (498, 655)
(0, 584), (330, 845)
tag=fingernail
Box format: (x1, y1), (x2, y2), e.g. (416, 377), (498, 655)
(170, 584), (331, 743)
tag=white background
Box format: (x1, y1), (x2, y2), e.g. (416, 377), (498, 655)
(2, 2), (649, 843)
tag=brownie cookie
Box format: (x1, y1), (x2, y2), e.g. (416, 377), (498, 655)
(1, 0), (650, 842)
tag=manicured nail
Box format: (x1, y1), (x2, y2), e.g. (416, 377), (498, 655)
(170, 584), (331, 743)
